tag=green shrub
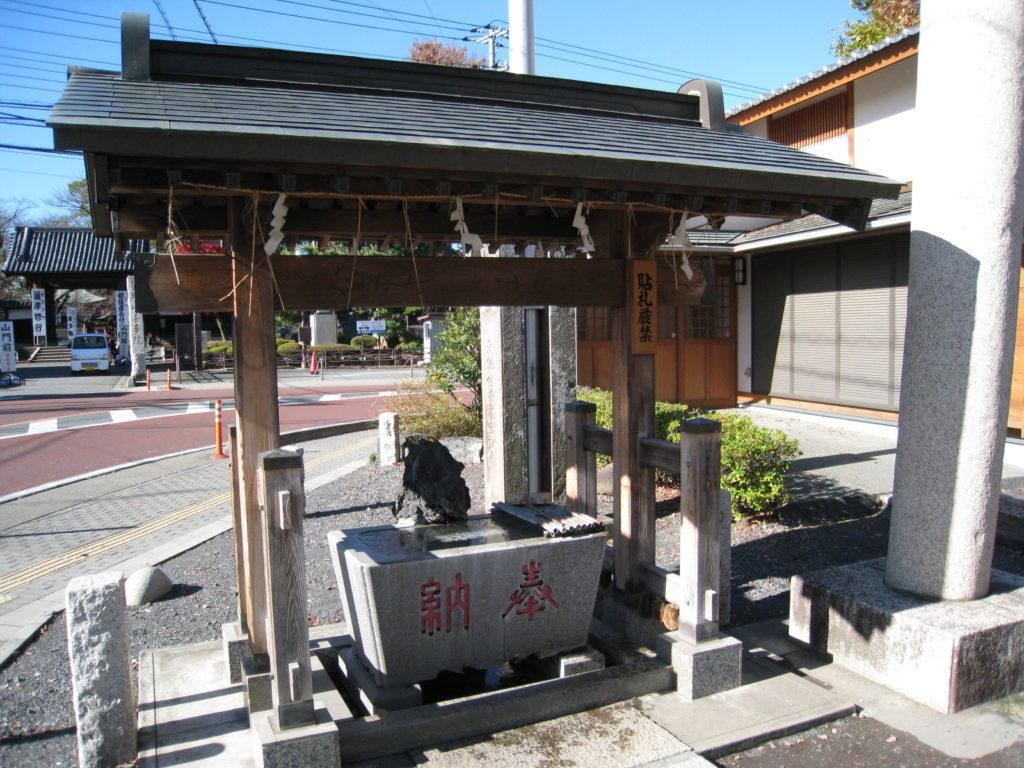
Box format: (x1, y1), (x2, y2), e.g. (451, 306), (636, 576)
(396, 340), (423, 352)
(381, 382), (482, 440)
(574, 387), (799, 518)
(310, 344), (355, 353)
(277, 342), (301, 353)
(350, 334), (378, 350)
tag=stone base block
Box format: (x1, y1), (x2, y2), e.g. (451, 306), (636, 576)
(599, 592), (671, 648)
(222, 621), (251, 685)
(243, 655), (273, 715)
(251, 705), (339, 768)
(537, 646), (606, 678)
(656, 631), (742, 701)
(337, 646), (422, 713)
(789, 558), (1024, 713)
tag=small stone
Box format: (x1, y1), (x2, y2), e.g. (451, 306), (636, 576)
(394, 437), (471, 525)
(124, 566), (173, 605)
(885, 735), (898, 743)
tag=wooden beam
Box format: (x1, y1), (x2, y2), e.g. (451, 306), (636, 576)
(230, 198), (281, 660)
(565, 401), (598, 519)
(116, 203), (580, 240)
(132, 253), (706, 312)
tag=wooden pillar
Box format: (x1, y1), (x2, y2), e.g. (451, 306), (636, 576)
(592, 210), (664, 592)
(228, 424), (246, 628)
(258, 449), (315, 728)
(229, 196), (281, 658)
(678, 418), (723, 642)
(565, 400), (597, 518)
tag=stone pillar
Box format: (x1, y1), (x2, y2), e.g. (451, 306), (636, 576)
(548, 306), (577, 502)
(887, 0), (1024, 600)
(66, 572), (136, 768)
(378, 412), (400, 465)
(481, 305), (528, 507)
(126, 275), (146, 379)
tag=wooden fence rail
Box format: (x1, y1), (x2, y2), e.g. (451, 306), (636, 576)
(565, 400), (724, 642)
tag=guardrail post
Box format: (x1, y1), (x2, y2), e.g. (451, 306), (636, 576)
(678, 418), (722, 642)
(565, 401), (597, 518)
(258, 448), (315, 729)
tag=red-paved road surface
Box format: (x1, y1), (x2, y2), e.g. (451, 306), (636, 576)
(0, 391), (388, 497)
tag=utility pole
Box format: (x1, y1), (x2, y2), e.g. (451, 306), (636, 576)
(467, 24), (508, 71)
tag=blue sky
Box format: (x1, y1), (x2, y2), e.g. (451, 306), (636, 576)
(0, 0), (861, 219)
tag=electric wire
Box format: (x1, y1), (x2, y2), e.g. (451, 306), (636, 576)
(193, 0), (219, 43)
(152, 0), (178, 41)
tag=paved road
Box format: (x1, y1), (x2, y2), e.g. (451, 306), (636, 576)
(0, 361), (422, 498)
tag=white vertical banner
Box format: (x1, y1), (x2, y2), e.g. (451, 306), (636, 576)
(115, 290), (129, 351)
(30, 288), (46, 339)
(0, 321), (16, 372)
(66, 307), (77, 342)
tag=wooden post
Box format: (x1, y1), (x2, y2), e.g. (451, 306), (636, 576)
(678, 418), (722, 642)
(258, 449), (315, 729)
(228, 424), (247, 630)
(230, 196), (281, 659)
(591, 209), (663, 593)
(565, 400), (597, 518)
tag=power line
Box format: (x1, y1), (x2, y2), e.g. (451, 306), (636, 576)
(0, 72), (66, 86)
(0, 81), (64, 94)
(0, 23), (116, 46)
(0, 166), (79, 179)
(0, 100), (54, 110)
(0, 142), (78, 154)
(271, 0), (469, 34)
(0, 45), (116, 69)
(319, 0), (473, 28)
(152, 0), (178, 41)
(0, 4), (119, 31)
(0, 61), (65, 76)
(199, 0), (469, 42)
(533, 35), (768, 94)
(193, 0), (219, 43)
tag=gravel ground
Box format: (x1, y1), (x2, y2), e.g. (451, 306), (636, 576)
(2, 462), (1023, 767)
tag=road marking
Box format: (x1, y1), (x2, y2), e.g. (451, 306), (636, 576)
(186, 402), (210, 414)
(0, 435), (376, 598)
(109, 409), (138, 423)
(27, 419), (58, 434)
(320, 394), (343, 401)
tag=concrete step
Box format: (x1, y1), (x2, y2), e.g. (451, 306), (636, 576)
(29, 346), (71, 363)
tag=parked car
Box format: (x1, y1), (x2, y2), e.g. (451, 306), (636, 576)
(69, 333), (111, 374)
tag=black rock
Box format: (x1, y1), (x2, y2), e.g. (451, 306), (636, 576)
(394, 437), (471, 525)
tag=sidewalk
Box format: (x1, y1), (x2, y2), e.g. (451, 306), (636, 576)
(0, 424), (377, 667)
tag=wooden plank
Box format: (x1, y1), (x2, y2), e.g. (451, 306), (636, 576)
(132, 254), (705, 313)
(639, 437), (680, 475)
(565, 401), (598, 518)
(258, 449), (315, 728)
(630, 261), (657, 354)
(230, 198), (281, 659)
(677, 418), (722, 642)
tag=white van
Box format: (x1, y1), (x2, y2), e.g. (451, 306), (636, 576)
(69, 333), (111, 374)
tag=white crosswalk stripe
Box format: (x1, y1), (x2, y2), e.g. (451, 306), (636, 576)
(109, 409), (138, 423)
(27, 419), (59, 434)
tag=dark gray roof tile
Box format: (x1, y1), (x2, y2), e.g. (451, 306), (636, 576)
(2, 227), (148, 276)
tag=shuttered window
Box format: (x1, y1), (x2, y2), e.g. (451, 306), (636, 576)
(752, 234), (909, 410)
(768, 92), (848, 149)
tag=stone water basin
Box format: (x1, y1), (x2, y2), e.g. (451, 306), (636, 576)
(328, 515), (606, 687)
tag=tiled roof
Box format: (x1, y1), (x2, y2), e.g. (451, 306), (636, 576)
(726, 27), (919, 118)
(48, 37), (901, 228)
(1, 227), (148, 276)
(733, 189), (912, 244)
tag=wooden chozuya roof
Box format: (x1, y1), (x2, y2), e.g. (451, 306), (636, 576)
(47, 13), (902, 312)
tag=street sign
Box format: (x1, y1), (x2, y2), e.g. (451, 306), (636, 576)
(30, 288), (45, 338)
(0, 321), (15, 372)
(356, 319), (387, 334)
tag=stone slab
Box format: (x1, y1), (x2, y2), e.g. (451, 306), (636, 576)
(415, 700), (689, 767)
(137, 641), (252, 768)
(790, 558), (1024, 712)
(336, 657), (674, 763)
(657, 631), (742, 701)
(243, 656), (273, 715)
(639, 628), (856, 759)
(535, 646), (606, 678)
(329, 517), (606, 686)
